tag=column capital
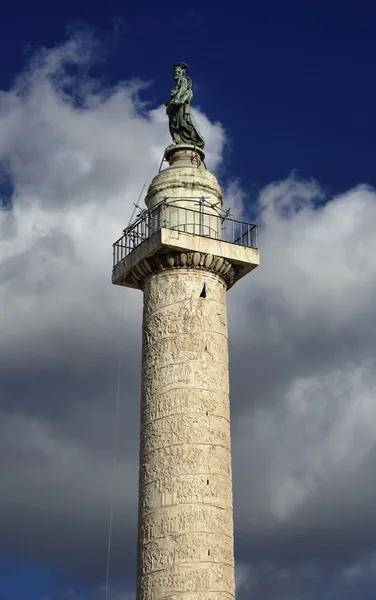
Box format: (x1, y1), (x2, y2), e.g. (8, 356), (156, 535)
(127, 250), (238, 289)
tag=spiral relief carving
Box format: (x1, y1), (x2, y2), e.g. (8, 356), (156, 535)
(136, 269), (235, 600)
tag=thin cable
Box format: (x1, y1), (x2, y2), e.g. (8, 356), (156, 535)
(127, 151), (164, 227)
(104, 273), (126, 600)
(104, 151), (164, 597)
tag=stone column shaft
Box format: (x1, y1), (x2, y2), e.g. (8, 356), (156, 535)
(136, 266), (235, 600)
(112, 144), (259, 599)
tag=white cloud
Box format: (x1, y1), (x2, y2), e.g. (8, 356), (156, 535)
(231, 178), (376, 528)
(256, 177), (376, 322)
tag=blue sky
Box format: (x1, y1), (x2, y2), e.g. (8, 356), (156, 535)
(2, 2), (376, 197)
(0, 559), (87, 600)
(1, 1), (376, 599)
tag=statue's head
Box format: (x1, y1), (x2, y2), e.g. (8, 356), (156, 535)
(173, 62), (189, 79)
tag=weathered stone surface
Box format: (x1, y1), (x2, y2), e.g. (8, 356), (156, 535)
(138, 562), (235, 599)
(136, 268), (235, 600)
(131, 250), (238, 290)
(141, 388), (230, 423)
(145, 145), (222, 209)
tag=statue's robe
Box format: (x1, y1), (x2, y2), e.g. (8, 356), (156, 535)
(166, 76), (205, 149)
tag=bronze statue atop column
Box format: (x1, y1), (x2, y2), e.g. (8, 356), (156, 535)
(163, 63), (205, 149)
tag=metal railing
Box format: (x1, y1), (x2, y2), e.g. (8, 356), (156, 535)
(112, 198), (258, 268)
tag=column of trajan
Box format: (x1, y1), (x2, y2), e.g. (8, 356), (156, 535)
(112, 63), (259, 600)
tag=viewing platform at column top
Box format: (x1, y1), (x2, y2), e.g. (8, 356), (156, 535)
(112, 144), (259, 291)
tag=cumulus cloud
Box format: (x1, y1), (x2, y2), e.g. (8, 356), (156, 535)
(235, 553), (376, 600)
(229, 176), (376, 597)
(1, 29), (376, 600)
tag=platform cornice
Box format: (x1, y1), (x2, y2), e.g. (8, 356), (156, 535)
(112, 229), (259, 290)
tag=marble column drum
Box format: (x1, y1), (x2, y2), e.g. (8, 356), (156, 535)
(136, 266), (235, 600)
